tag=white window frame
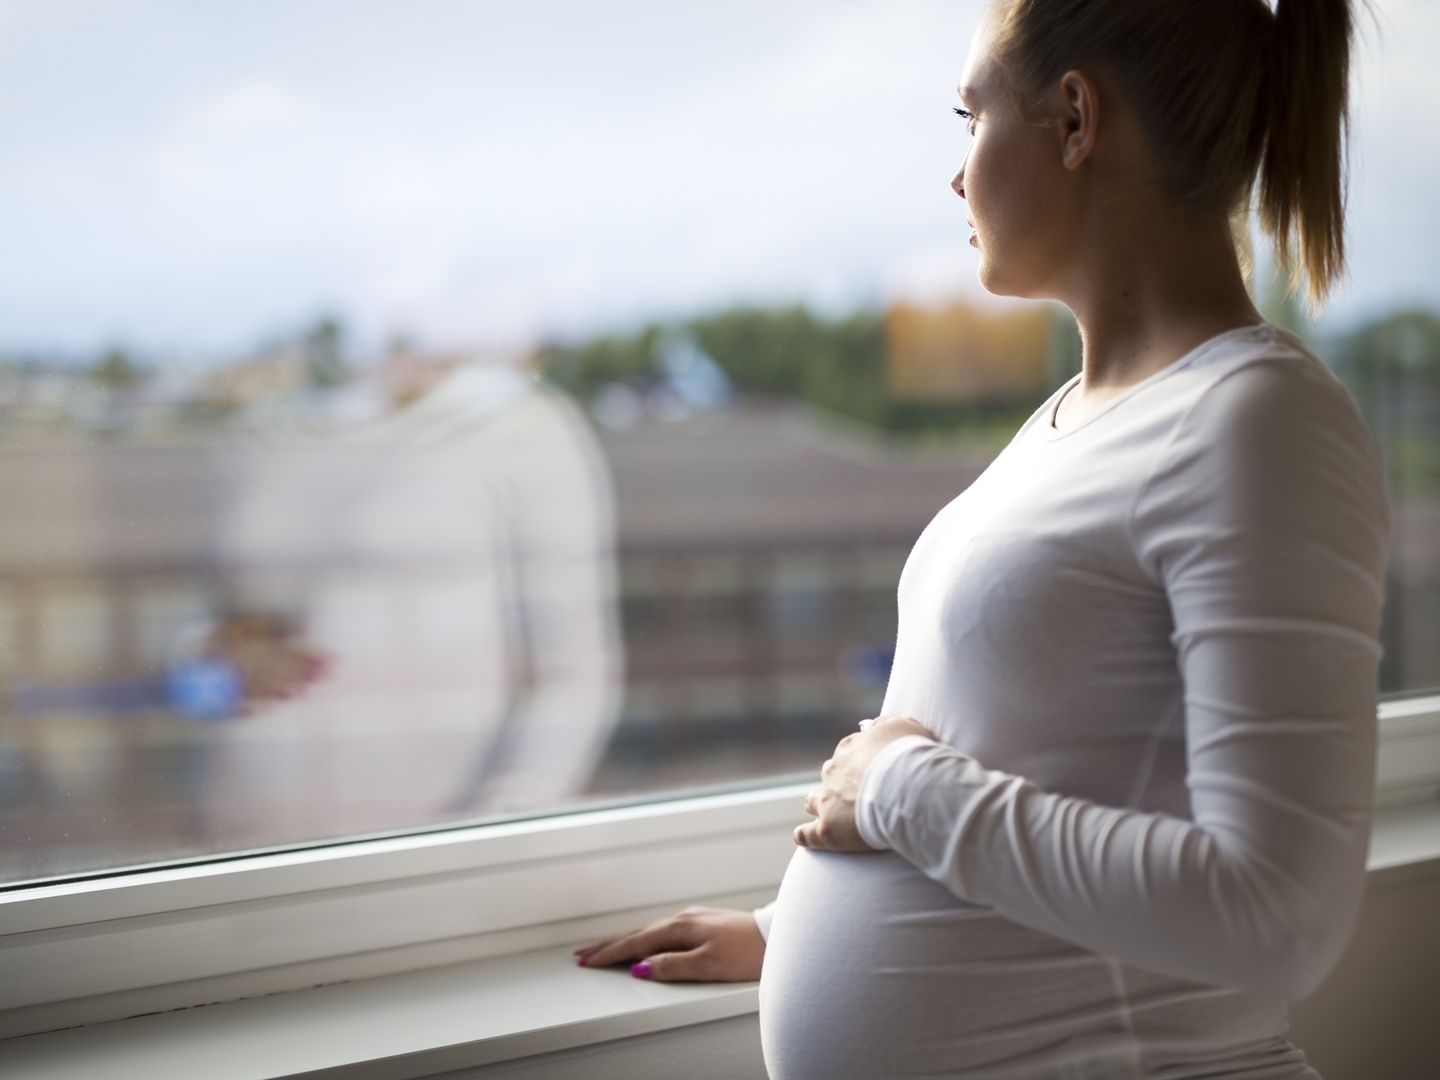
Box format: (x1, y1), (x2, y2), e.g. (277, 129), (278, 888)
(0, 696), (1437, 1043)
(0, 779), (812, 1040)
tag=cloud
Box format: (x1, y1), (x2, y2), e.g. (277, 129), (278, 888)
(198, 76), (302, 131)
(0, 0), (1437, 352)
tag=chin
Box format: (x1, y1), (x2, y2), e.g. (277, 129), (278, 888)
(976, 259), (1019, 299)
(977, 254), (1047, 301)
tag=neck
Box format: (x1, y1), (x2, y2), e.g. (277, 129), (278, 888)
(1054, 203), (1261, 404)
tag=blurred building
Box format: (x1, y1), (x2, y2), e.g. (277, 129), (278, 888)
(0, 392), (985, 879)
(0, 355), (623, 878)
(592, 407), (988, 792)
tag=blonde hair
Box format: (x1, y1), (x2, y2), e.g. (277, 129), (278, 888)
(989, 0), (1354, 308)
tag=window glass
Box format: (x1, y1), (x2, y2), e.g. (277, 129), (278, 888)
(1329, 315), (1440, 694)
(0, 1), (1434, 885)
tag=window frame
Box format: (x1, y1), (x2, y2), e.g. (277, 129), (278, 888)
(0, 778), (811, 1040)
(0, 696), (1437, 1043)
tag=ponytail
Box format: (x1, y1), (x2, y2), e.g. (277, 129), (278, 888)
(992, 0), (1356, 309)
(1260, 0), (1353, 307)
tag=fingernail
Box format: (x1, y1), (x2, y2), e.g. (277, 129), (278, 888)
(630, 961), (653, 979)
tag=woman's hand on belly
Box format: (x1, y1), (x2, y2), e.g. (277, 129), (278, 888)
(796, 715), (933, 853)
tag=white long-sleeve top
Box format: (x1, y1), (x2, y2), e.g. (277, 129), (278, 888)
(759, 325), (1390, 1079)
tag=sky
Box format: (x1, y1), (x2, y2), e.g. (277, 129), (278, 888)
(0, 0), (1436, 359)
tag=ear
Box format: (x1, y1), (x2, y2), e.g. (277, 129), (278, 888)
(1055, 69), (1100, 170)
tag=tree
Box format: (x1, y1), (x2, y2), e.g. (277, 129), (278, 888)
(304, 318), (348, 388)
(91, 348), (143, 391)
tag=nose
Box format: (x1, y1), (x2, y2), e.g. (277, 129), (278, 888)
(951, 147), (969, 199)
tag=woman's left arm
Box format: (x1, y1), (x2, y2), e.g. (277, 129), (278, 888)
(803, 361), (1391, 1000)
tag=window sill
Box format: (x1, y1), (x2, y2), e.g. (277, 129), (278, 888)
(0, 783), (810, 1041)
(0, 942), (762, 1080)
(4, 802), (1439, 1080)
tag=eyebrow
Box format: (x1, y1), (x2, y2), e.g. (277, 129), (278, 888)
(957, 83), (980, 106)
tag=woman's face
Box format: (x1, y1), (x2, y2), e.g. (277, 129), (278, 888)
(953, 22), (1076, 299)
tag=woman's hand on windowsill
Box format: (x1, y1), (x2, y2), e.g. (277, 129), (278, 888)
(573, 716), (932, 982)
(574, 906), (765, 982)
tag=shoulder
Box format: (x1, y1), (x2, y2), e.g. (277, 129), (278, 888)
(1160, 325), (1374, 470)
(1180, 324), (1347, 417)
(1133, 325), (1389, 561)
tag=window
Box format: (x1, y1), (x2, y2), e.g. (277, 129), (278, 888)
(0, 1), (1435, 904)
(0, 1), (1005, 887)
(0, 3), (1436, 1062)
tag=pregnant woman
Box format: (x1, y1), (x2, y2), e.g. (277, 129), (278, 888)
(579, 0), (1388, 1076)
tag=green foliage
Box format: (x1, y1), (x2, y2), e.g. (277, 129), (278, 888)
(304, 318), (348, 388)
(1331, 308), (1440, 428)
(1334, 310), (1440, 378)
(688, 305), (889, 424)
(1331, 309), (1440, 496)
(539, 303), (1049, 434)
(538, 326), (660, 401)
(91, 348), (144, 390)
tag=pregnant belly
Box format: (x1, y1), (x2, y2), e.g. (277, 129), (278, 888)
(760, 852), (1296, 1080)
(760, 850), (1147, 1080)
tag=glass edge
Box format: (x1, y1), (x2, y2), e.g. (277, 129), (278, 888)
(12, 688), (1440, 895)
(0, 769), (820, 895)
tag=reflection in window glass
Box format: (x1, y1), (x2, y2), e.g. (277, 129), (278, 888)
(0, 0), (1436, 884)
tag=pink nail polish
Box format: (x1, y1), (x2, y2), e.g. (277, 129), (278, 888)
(630, 961), (653, 979)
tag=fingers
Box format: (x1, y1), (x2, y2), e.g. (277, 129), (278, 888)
(575, 927), (666, 969)
(796, 820), (856, 852)
(795, 821), (842, 850)
(795, 818), (846, 849)
(632, 944), (724, 982)
(571, 935), (618, 966)
(794, 817), (873, 853)
(576, 944), (717, 983)
(576, 944), (711, 984)
(574, 914), (701, 969)
(802, 788), (820, 817)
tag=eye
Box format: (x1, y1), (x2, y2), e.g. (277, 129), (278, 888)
(953, 106), (976, 136)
